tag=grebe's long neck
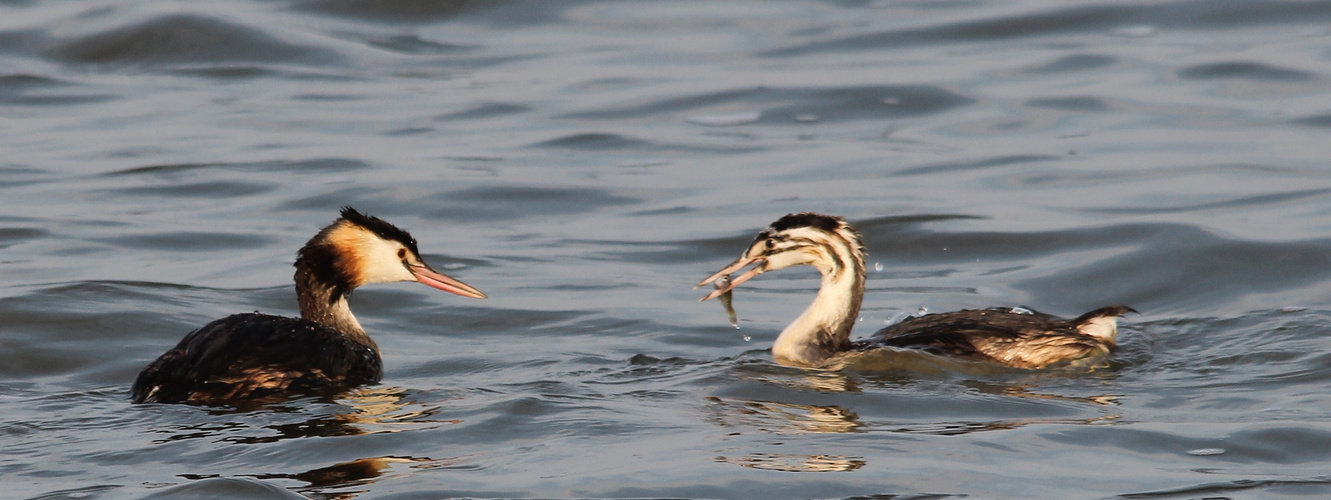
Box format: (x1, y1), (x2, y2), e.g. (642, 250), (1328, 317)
(770, 239), (866, 368)
(294, 245), (377, 351)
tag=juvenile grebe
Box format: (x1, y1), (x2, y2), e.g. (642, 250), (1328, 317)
(697, 213), (1133, 369)
(131, 207), (486, 404)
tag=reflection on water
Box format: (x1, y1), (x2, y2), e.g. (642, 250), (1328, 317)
(142, 387), (474, 499)
(337, 386), (462, 433)
(880, 414), (1121, 437)
(963, 379), (1122, 407)
(706, 397), (862, 435)
(152, 420), (248, 444)
(220, 414), (363, 445)
(708, 388), (1120, 438)
(739, 368), (864, 394)
(256, 456), (464, 500)
(715, 453), (866, 473)
(152, 386), (460, 445)
(711, 360), (1125, 453)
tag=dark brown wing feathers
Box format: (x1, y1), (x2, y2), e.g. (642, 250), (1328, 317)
(131, 313), (382, 404)
(869, 306), (1133, 368)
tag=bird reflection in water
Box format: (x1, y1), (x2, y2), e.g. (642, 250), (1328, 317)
(706, 396), (863, 435)
(705, 379), (870, 472)
(163, 386), (472, 499)
(336, 385), (462, 433)
(155, 385), (462, 445)
(715, 453), (866, 473)
(962, 379), (1122, 407)
(708, 364), (1124, 474)
(252, 455), (469, 500)
(733, 363), (863, 393)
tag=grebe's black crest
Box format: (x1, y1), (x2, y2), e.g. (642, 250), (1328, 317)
(767, 212), (846, 233)
(338, 206), (419, 255)
(699, 212), (1133, 369)
(132, 207), (486, 405)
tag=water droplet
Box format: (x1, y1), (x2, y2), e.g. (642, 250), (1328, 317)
(1187, 448), (1225, 456)
(874, 262), (883, 272)
(1010, 306), (1034, 315)
(742, 335), (752, 342)
(916, 307), (928, 316)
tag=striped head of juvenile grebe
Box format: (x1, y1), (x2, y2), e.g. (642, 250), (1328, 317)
(698, 213), (866, 298)
(699, 213), (868, 366)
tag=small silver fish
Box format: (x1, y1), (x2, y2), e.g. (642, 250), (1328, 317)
(715, 274), (739, 328)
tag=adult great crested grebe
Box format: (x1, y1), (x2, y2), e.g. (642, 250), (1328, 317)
(698, 212), (1133, 369)
(131, 207), (486, 404)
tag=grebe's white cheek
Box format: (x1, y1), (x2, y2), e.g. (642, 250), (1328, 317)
(763, 249), (813, 271)
(359, 238), (417, 284)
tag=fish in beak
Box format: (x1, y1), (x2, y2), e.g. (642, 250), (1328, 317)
(715, 274), (739, 328)
(697, 252), (767, 302)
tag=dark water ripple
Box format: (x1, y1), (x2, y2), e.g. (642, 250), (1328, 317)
(1291, 113), (1331, 128)
(763, 0), (1331, 57)
(1178, 61), (1319, 82)
(360, 33), (474, 55)
(0, 74), (118, 106)
(105, 159), (372, 177)
(3, 0), (1331, 498)
(565, 85), (973, 124)
(50, 15), (341, 67)
(435, 102), (529, 121)
(1020, 54), (1119, 74)
(93, 231), (276, 252)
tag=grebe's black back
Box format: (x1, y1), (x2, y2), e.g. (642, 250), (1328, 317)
(698, 212), (1133, 369)
(131, 207), (486, 404)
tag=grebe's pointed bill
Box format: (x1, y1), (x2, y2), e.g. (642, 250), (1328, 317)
(410, 264), (487, 299)
(698, 255), (766, 301)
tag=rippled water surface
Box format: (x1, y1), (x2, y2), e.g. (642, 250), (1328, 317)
(4, 1), (1331, 498)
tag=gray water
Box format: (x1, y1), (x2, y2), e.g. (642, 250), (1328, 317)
(4, 1), (1331, 498)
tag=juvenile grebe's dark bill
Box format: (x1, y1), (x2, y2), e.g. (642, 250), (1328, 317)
(410, 264), (487, 299)
(697, 255), (766, 302)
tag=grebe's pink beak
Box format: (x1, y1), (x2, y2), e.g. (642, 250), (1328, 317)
(410, 264), (487, 299)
